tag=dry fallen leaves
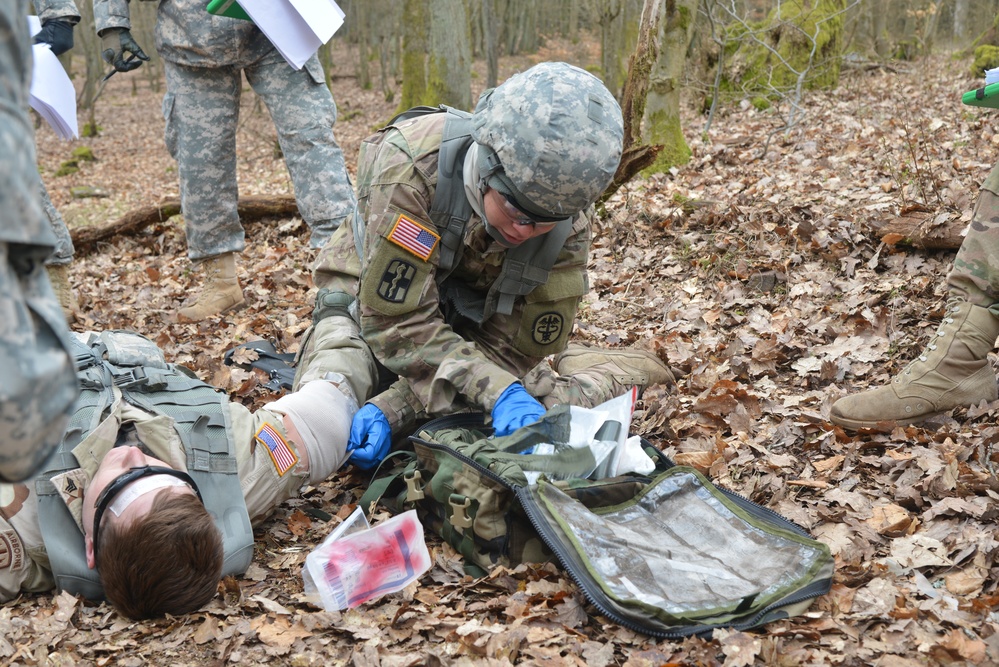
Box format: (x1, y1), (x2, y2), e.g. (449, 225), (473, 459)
(17, 40), (999, 666)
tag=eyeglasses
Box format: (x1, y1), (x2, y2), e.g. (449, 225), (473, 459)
(92, 465), (203, 564)
(499, 192), (562, 229)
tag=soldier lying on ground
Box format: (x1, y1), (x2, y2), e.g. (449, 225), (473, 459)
(294, 61), (676, 471)
(0, 331), (357, 619)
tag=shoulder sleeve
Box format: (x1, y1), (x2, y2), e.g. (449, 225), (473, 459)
(356, 127), (517, 423)
(34, 0), (81, 23)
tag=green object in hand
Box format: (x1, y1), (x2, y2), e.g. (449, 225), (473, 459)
(205, 0), (253, 22)
(962, 82), (999, 109)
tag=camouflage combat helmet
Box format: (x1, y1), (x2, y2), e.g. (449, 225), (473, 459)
(472, 62), (624, 220)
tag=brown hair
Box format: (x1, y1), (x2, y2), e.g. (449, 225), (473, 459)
(98, 492), (224, 619)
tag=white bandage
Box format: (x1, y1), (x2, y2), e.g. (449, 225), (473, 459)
(268, 379), (358, 483)
(108, 476), (189, 517)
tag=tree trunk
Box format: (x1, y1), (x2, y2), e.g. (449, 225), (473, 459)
(73, 1), (108, 135)
(482, 0), (499, 88)
(869, 210), (966, 250)
(129, 1), (161, 93)
(641, 0), (697, 174)
(953, 0), (969, 43)
(71, 196), (298, 252)
(397, 0), (430, 111)
(601, 0), (666, 201)
(428, 0), (472, 109)
(597, 0), (623, 96)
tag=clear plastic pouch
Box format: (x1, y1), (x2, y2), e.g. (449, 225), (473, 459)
(303, 509), (432, 610)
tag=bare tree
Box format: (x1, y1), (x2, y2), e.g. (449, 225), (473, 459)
(428, 0), (472, 109)
(703, 0), (861, 156)
(640, 0), (699, 174)
(397, 0), (471, 111)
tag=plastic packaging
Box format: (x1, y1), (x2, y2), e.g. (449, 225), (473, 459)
(523, 388), (654, 483)
(302, 509), (432, 610)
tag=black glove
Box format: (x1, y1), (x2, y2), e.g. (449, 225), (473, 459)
(100, 28), (149, 73)
(33, 19), (75, 57)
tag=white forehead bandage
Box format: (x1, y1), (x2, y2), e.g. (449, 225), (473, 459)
(108, 476), (190, 517)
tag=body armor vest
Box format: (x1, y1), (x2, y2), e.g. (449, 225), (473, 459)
(34, 330), (253, 601)
(381, 106), (574, 324)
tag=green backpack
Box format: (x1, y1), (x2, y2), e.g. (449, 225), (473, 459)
(361, 407), (833, 637)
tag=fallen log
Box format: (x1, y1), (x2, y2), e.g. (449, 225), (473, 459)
(71, 195), (299, 250)
(868, 209), (967, 250)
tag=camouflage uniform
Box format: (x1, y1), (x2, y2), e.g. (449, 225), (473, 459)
(40, 183), (74, 265)
(0, 0), (78, 482)
(31, 0), (80, 267)
(93, 0), (355, 258)
(34, 2), (79, 307)
(947, 161), (999, 312)
(299, 109), (626, 437)
(0, 384), (316, 601)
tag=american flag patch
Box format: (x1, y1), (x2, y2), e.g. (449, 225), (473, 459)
(255, 422), (299, 476)
(387, 214), (439, 261)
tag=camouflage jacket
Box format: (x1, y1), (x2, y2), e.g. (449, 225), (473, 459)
(34, 0), (80, 22)
(312, 111), (592, 433)
(94, 0), (276, 67)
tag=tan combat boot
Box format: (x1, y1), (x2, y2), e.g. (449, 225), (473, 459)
(554, 345), (676, 395)
(45, 263), (80, 323)
(830, 300), (999, 430)
(177, 252), (245, 322)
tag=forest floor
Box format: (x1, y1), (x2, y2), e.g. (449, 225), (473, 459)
(8, 37), (999, 666)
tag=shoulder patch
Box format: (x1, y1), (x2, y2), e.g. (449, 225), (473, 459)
(255, 422), (299, 477)
(387, 213), (440, 261)
(378, 259), (417, 303)
(0, 527), (25, 571)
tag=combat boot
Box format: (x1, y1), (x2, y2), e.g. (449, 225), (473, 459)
(177, 252), (245, 322)
(830, 300), (999, 430)
(554, 345), (676, 396)
(45, 263), (80, 323)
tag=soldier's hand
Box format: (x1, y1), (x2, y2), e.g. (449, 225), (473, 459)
(491, 382), (545, 437)
(100, 28), (149, 73)
(33, 19), (75, 56)
(346, 404), (391, 471)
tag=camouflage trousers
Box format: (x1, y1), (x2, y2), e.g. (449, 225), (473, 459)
(295, 308), (632, 429)
(949, 162), (999, 313)
(523, 347), (635, 410)
(40, 182), (74, 266)
(162, 52), (356, 260)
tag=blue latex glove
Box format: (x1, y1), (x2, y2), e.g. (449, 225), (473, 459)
(33, 19), (75, 56)
(347, 404), (392, 470)
(491, 382), (545, 437)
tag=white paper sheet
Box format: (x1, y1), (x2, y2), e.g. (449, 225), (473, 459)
(237, 0), (345, 70)
(27, 16), (78, 140)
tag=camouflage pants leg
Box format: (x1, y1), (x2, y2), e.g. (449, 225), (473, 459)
(948, 162), (999, 313)
(162, 60), (243, 261)
(39, 182), (74, 265)
(244, 52), (356, 249)
(0, 242), (78, 482)
(521, 358), (622, 410)
(293, 313), (379, 407)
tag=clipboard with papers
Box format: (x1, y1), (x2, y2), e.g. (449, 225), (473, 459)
(205, 0), (346, 70)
